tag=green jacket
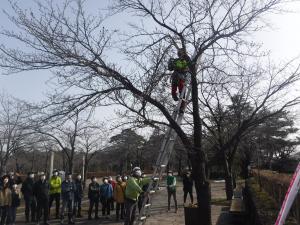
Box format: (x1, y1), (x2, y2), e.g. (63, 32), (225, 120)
(49, 176), (62, 194)
(166, 175), (176, 191)
(125, 177), (151, 201)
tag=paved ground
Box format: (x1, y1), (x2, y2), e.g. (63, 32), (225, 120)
(15, 180), (229, 225)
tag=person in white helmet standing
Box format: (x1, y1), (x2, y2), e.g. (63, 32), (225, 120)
(124, 167), (152, 225)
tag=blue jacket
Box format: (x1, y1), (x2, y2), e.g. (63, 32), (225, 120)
(100, 183), (113, 200)
(61, 180), (76, 201)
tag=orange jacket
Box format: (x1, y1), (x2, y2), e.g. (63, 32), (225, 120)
(113, 181), (126, 203)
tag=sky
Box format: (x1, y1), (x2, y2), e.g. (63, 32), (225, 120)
(1, 0), (300, 125)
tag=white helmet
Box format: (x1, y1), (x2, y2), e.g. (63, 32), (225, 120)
(132, 167), (141, 172)
(132, 167), (142, 177)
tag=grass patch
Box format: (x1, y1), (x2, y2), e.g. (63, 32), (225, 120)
(211, 198), (231, 206)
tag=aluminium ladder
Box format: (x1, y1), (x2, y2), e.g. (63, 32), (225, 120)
(135, 72), (192, 225)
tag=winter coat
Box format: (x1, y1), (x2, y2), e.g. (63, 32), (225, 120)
(33, 180), (50, 201)
(100, 183), (113, 201)
(11, 189), (21, 207)
(74, 179), (84, 200)
(125, 177), (151, 202)
(113, 182), (126, 203)
(0, 187), (12, 206)
(166, 175), (176, 192)
(49, 176), (62, 194)
(88, 182), (100, 201)
(21, 177), (35, 200)
(61, 180), (76, 201)
(182, 174), (193, 191)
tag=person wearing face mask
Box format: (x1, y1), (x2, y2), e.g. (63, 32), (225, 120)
(33, 172), (50, 225)
(166, 171), (177, 213)
(100, 177), (113, 218)
(73, 174), (83, 218)
(60, 173), (76, 225)
(108, 176), (116, 211)
(9, 184), (21, 225)
(0, 175), (12, 225)
(124, 167), (152, 225)
(8, 172), (22, 190)
(49, 170), (62, 219)
(122, 175), (128, 183)
(21, 172), (37, 223)
(113, 175), (126, 221)
(182, 170), (194, 205)
(88, 176), (100, 220)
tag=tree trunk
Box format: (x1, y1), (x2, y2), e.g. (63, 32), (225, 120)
(83, 156), (88, 189)
(223, 157), (234, 200)
(190, 63), (211, 225)
(68, 160), (73, 174)
(191, 156), (211, 225)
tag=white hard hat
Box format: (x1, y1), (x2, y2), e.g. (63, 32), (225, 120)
(132, 167), (141, 172)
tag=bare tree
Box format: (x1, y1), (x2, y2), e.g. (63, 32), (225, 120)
(0, 94), (35, 174)
(201, 59), (300, 199)
(77, 122), (107, 185)
(33, 109), (97, 173)
(0, 1), (298, 223)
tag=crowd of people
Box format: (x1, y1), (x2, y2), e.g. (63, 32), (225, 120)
(0, 167), (194, 225)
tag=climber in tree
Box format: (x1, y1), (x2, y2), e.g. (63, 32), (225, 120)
(168, 48), (190, 101)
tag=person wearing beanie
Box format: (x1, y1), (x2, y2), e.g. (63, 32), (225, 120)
(88, 176), (100, 220)
(21, 172), (37, 223)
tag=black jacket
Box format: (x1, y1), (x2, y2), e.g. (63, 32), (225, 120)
(11, 190), (21, 207)
(33, 180), (50, 201)
(21, 177), (35, 199)
(182, 174), (193, 191)
(75, 179), (84, 199)
(88, 182), (100, 201)
(61, 180), (76, 201)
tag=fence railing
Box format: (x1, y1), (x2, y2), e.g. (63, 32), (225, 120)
(252, 169), (300, 224)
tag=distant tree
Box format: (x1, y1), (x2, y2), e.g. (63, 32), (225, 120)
(203, 94), (300, 199)
(0, 94), (34, 174)
(109, 129), (146, 174)
(77, 123), (107, 185)
(237, 110), (300, 174)
(33, 109), (99, 173)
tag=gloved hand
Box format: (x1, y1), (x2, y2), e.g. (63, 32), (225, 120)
(172, 93), (179, 101)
